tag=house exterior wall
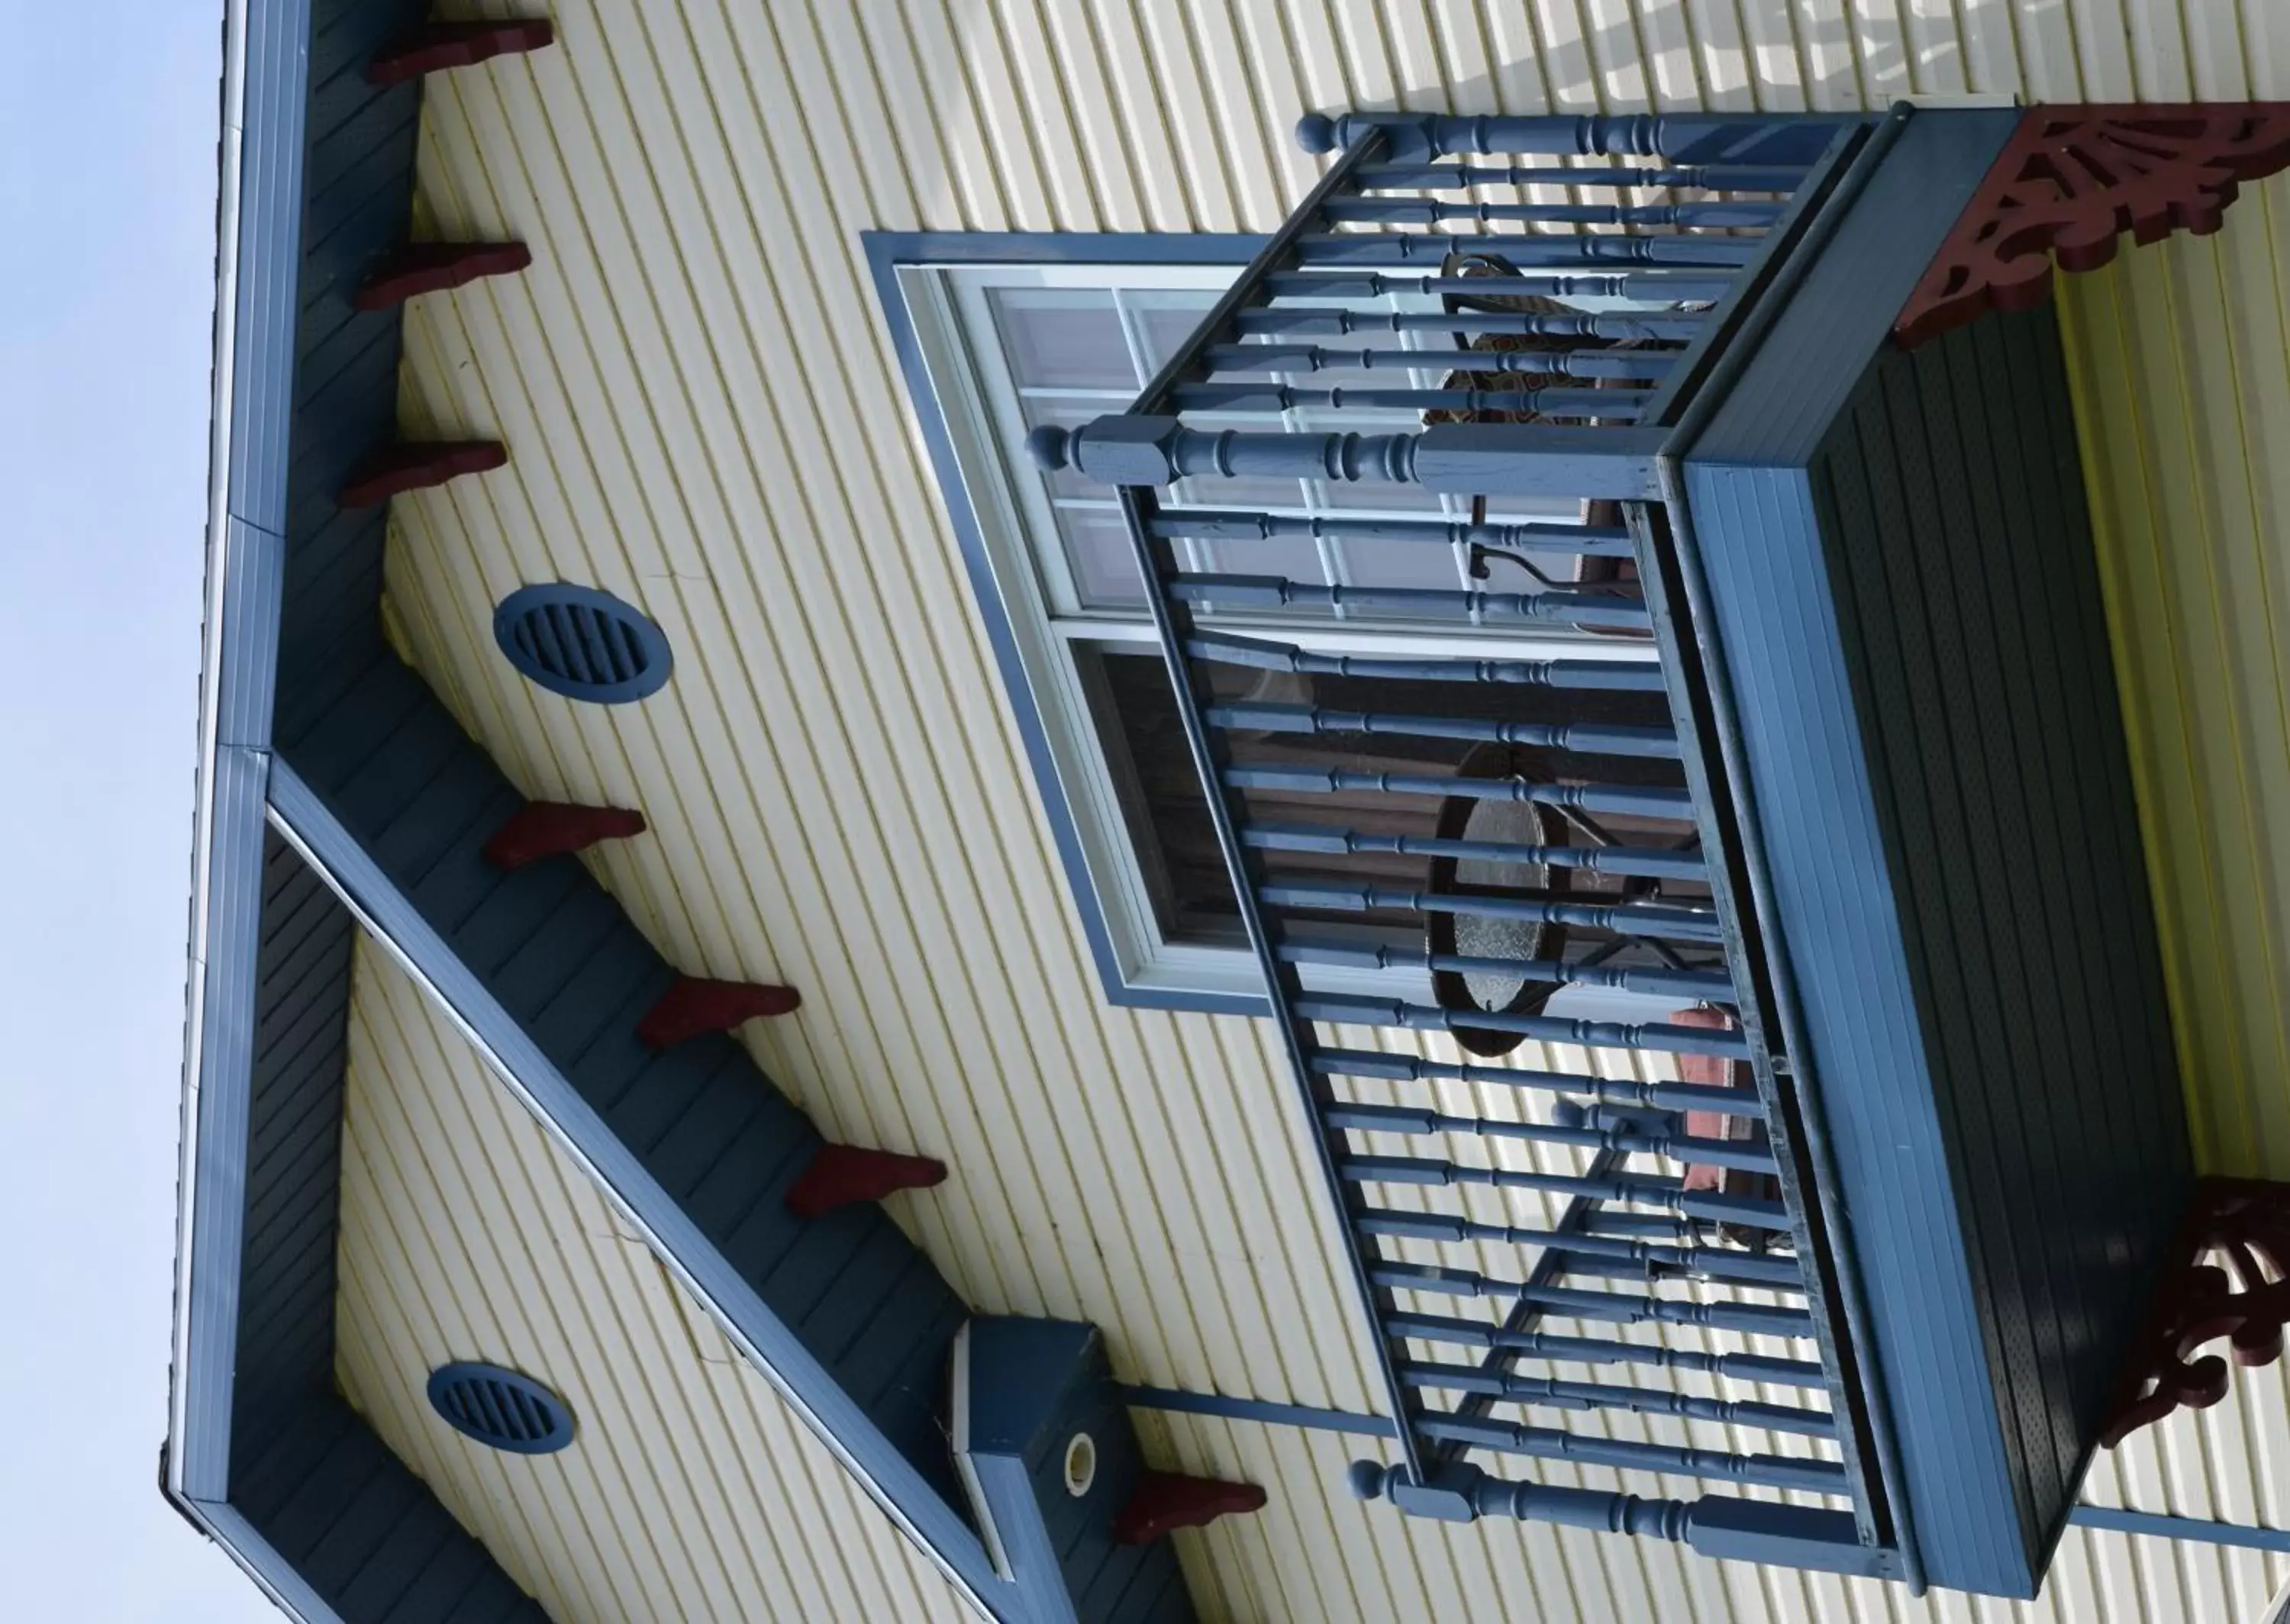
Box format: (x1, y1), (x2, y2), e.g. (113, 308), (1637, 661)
(344, 0), (2290, 1618)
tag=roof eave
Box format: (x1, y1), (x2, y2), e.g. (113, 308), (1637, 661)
(165, 0), (308, 1521)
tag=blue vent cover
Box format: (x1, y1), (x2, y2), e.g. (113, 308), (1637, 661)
(426, 1362), (576, 1455)
(492, 582), (672, 704)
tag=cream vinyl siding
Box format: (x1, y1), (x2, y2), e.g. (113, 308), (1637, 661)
(357, 0), (2290, 1618)
(2058, 193), (2290, 1183)
(336, 940), (976, 1624)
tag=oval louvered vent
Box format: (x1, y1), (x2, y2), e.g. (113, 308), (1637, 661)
(425, 1362), (576, 1455)
(492, 582), (672, 704)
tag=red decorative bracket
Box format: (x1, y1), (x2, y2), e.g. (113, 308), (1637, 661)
(355, 242), (533, 311)
(1114, 1471), (1268, 1545)
(637, 975), (801, 1049)
(2101, 1178), (2290, 1447)
(338, 440), (506, 508)
(482, 801), (646, 871)
(785, 1144), (948, 1218)
(1895, 103), (2290, 349)
(367, 20), (556, 85)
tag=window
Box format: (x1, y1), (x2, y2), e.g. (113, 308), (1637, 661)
(884, 242), (1672, 1013)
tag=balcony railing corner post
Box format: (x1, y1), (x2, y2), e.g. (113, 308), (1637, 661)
(1028, 414), (1185, 485)
(1296, 111), (1440, 160)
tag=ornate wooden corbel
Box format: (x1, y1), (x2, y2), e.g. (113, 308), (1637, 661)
(636, 974), (801, 1048)
(1895, 104), (2290, 349)
(2100, 1178), (2290, 1447)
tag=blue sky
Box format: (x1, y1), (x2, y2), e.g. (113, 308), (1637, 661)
(0, 5), (282, 1616)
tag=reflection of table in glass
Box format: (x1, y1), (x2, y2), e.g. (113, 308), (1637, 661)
(1427, 747), (1570, 1057)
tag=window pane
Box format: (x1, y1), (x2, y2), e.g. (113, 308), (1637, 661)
(1311, 478), (1452, 514)
(1337, 537), (1468, 592)
(1076, 644), (1693, 948)
(1201, 533), (1326, 593)
(1128, 291), (1224, 375)
(1167, 471), (1312, 511)
(988, 288), (1137, 390)
(1056, 507), (1148, 609)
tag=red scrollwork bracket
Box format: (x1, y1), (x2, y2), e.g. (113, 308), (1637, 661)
(1894, 104), (2290, 350)
(2100, 1178), (2290, 1447)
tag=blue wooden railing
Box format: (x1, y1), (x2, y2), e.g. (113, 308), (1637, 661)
(1031, 108), (1914, 1582)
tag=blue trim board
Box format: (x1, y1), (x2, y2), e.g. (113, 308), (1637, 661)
(865, 230), (1271, 269)
(957, 1323), (1187, 1624)
(179, 745), (274, 1499)
(862, 230), (1269, 1017)
(2070, 1507), (2290, 1558)
(1121, 1386), (1389, 1438)
(173, 0), (315, 1508)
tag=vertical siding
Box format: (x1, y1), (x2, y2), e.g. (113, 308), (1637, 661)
(233, 830), (360, 1450)
(1801, 308), (2191, 1589)
(2056, 176), (2290, 1181)
(359, 0), (2290, 1618)
(335, 939), (976, 1624)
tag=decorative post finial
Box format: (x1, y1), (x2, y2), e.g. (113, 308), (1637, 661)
(1347, 1460), (1395, 1500)
(1296, 113), (1340, 154)
(1024, 424), (1072, 471)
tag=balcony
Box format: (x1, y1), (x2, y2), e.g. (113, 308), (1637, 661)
(1027, 104), (2196, 1597)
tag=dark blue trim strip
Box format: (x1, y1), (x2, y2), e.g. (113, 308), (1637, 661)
(2069, 1506), (2290, 1556)
(265, 760), (1024, 1621)
(178, 746), (273, 1500)
(1121, 1386), (1389, 1436)
(862, 229), (1269, 1017)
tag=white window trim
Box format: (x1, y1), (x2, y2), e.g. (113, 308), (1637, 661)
(897, 259), (1672, 1019)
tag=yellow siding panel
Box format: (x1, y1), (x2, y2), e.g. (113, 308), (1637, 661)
(353, 0), (2290, 1617)
(2058, 179), (2290, 1178)
(336, 940), (977, 1624)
